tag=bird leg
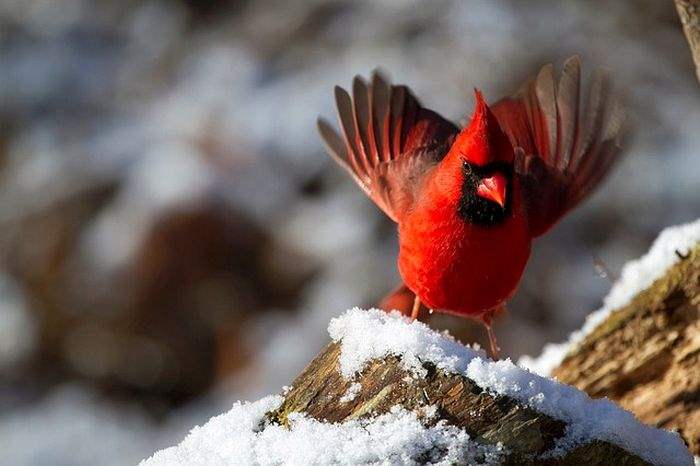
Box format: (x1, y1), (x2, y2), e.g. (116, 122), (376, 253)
(411, 295), (421, 321)
(485, 323), (501, 360)
(481, 307), (503, 360)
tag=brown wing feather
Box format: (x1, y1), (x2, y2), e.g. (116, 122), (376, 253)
(318, 71), (458, 222)
(491, 55), (626, 237)
(555, 57), (581, 170)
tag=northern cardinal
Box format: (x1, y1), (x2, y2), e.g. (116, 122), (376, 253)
(317, 56), (625, 357)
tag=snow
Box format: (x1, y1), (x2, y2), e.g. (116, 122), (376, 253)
(141, 396), (503, 466)
(329, 309), (692, 466)
(517, 342), (571, 380)
(328, 308), (488, 379)
(143, 308), (692, 466)
(339, 382), (362, 403)
(520, 217), (700, 376)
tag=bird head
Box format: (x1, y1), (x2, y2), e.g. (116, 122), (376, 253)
(446, 90), (514, 225)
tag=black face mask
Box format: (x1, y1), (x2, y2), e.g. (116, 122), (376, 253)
(458, 161), (513, 226)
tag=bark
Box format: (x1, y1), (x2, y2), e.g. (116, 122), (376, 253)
(268, 342), (649, 465)
(553, 242), (700, 455)
(676, 0), (700, 83)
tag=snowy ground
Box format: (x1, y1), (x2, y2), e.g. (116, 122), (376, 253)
(141, 309), (692, 466)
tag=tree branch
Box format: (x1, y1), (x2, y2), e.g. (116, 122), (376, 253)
(676, 0), (700, 83)
(553, 242), (700, 455)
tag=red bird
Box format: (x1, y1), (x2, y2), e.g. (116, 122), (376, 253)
(317, 56), (625, 357)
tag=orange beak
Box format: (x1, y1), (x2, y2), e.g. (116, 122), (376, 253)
(476, 173), (507, 208)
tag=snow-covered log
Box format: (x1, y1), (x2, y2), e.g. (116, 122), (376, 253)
(141, 220), (700, 466)
(141, 308), (692, 465)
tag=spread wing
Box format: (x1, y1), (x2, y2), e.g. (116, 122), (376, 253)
(491, 56), (626, 237)
(317, 71), (459, 222)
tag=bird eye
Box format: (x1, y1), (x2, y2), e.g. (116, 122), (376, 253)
(461, 161), (473, 175)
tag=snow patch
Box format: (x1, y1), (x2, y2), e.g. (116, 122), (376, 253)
(517, 342), (570, 379)
(140, 396), (503, 466)
(329, 309), (692, 466)
(339, 382), (362, 403)
(141, 395), (283, 466)
(328, 308), (488, 379)
(520, 217), (700, 376)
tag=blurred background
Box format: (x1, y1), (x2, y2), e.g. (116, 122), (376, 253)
(0, 0), (698, 464)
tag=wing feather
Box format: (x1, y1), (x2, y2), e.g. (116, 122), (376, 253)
(371, 72), (390, 162)
(334, 86), (365, 179)
(318, 72), (458, 222)
(352, 77), (372, 173)
(492, 55), (626, 237)
(317, 119), (371, 196)
(534, 63), (558, 162)
(556, 57), (580, 170)
(390, 86), (406, 159)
